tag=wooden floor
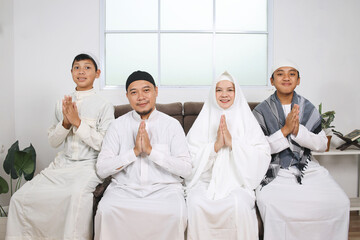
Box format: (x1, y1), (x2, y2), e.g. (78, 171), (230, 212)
(349, 211), (360, 240)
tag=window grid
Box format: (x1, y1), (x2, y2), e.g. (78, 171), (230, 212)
(100, 0), (273, 89)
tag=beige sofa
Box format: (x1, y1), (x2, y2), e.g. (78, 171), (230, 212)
(93, 101), (264, 239)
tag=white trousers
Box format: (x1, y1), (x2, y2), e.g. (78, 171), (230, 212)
(256, 160), (350, 240)
(94, 183), (187, 240)
(6, 156), (101, 240)
(186, 184), (258, 240)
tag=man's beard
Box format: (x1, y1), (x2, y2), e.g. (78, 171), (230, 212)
(136, 107), (154, 117)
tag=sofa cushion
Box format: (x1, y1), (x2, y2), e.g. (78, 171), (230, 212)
(248, 102), (259, 111)
(114, 104), (133, 118)
(183, 102), (204, 135)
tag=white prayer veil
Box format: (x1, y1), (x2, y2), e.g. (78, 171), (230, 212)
(186, 71), (270, 200)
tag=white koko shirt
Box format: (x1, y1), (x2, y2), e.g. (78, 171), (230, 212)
(48, 88), (114, 161)
(96, 109), (191, 188)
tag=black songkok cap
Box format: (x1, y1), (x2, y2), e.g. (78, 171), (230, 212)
(126, 70), (156, 91)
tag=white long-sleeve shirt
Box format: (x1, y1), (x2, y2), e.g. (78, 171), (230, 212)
(48, 89), (114, 161)
(266, 104), (327, 155)
(96, 109), (192, 186)
(6, 89), (114, 240)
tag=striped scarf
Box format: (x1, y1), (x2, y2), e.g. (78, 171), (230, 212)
(253, 91), (322, 187)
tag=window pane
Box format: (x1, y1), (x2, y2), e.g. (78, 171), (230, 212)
(105, 33), (158, 86)
(215, 34), (267, 86)
(106, 0), (158, 30)
(216, 0), (267, 31)
(161, 0), (213, 30)
(161, 33), (213, 86)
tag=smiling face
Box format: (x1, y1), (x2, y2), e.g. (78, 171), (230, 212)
(126, 80), (158, 119)
(215, 80), (235, 109)
(71, 59), (100, 91)
(271, 66), (300, 97)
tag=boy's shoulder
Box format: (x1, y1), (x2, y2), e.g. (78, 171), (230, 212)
(253, 94), (273, 112)
(90, 92), (112, 105)
(254, 92), (313, 108)
(295, 93), (315, 108)
(75, 91), (112, 107)
(55, 91), (113, 111)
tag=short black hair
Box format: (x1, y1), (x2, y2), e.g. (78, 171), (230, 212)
(271, 70), (300, 79)
(72, 53), (98, 71)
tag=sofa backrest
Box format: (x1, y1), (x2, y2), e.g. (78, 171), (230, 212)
(183, 102), (204, 134)
(114, 102), (259, 135)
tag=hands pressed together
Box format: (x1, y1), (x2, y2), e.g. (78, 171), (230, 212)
(134, 121), (152, 157)
(62, 96), (81, 129)
(281, 104), (300, 137)
(214, 115), (232, 153)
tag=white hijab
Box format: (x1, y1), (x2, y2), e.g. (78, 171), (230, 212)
(186, 71), (270, 200)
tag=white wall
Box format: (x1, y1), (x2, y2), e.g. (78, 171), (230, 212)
(13, 0), (103, 173)
(1, 0), (359, 205)
(0, 0), (15, 206)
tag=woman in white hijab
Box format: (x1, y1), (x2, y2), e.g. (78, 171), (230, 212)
(185, 71), (271, 240)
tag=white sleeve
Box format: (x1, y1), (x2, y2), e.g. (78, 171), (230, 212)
(232, 135), (271, 190)
(266, 129), (290, 154)
(148, 123), (192, 178)
(291, 125), (327, 152)
(73, 102), (114, 151)
(96, 121), (137, 179)
(48, 101), (70, 148)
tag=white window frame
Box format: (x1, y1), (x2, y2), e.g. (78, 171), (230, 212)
(99, 0), (273, 89)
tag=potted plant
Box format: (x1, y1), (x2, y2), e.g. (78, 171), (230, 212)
(0, 140), (36, 237)
(318, 103), (336, 151)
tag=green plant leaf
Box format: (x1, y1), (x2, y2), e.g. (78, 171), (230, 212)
(319, 108), (336, 130)
(14, 151), (35, 180)
(2, 141), (36, 196)
(0, 176), (9, 194)
(3, 141), (20, 179)
(322, 111), (336, 117)
(22, 144), (36, 181)
(318, 103), (323, 114)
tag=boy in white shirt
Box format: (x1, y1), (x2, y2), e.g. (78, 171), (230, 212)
(6, 54), (114, 240)
(253, 60), (350, 240)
